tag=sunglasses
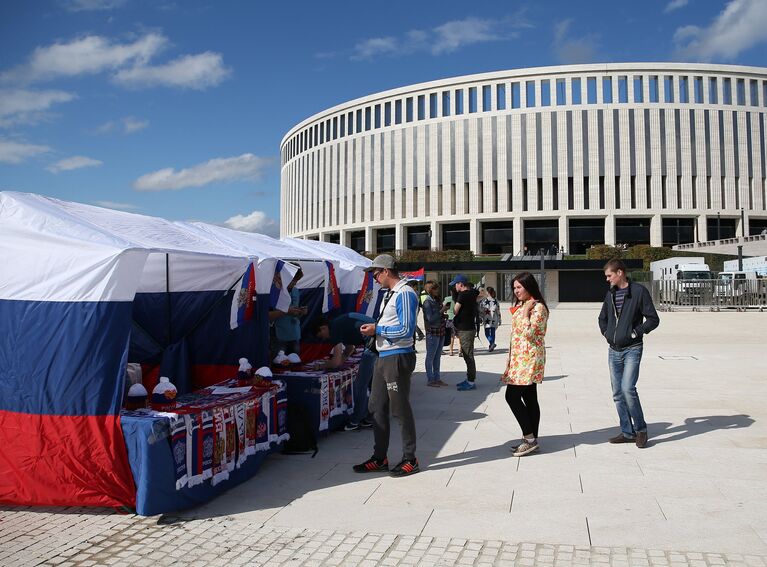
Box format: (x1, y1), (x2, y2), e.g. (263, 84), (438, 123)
(372, 269), (384, 280)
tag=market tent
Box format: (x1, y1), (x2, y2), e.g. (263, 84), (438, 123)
(0, 192), (264, 509)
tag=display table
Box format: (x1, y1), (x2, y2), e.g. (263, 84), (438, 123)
(273, 353), (360, 434)
(121, 379), (288, 516)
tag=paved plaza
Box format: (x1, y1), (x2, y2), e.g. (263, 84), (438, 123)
(2, 305), (766, 566)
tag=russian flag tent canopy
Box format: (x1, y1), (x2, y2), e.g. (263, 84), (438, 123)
(0, 192), (266, 509)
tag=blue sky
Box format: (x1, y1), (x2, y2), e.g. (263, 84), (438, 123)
(1, 0), (766, 237)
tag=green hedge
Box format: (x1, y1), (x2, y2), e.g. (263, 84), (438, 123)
(585, 244), (735, 271)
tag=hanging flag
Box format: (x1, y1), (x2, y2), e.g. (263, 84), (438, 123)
(401, 267), (425, 281)
(323, 260), (341, 313)
(229, 262), (257, 329)
(355, 271), (377, 318)
(269, 260), (292, 313)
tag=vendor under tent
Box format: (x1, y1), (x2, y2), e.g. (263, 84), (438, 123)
(0, 192), (276, 509)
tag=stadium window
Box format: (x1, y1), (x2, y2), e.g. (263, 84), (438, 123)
(679, 76), (689, 103)
(384, 102), (391, 126)
(587, 77), (597, 104)
(750, 80), (758, 106)
(571, 78), (581, 104)
(541, 80), (551, 106)
(348, 111), (354, 134)
(374, 104), (381, 128)
(364, 107), (371, 131)
(356, 109), (362, 132)
(430, 93), (438, 118)
(469, 87), (478, 113)
(333, 116), (338, 139)
(417, 95), (425, 120)
(664, 75), (674, 102)
(340, 114), (345, 137)
(633, 76), (644, 103)
(649, 76), (659, 103)
(526, 81), (536, 107)
(603, 77), (613, 103)
(442, 91), (451, 116)
(556, 79), (566, 105)
(455, 89), (464, 114)
(737, 79), (746, 105)
(482, 85), (492, 111)
(511, 82), (521, 108)
(723, 78), (732, 104)
(406, 97), (414, 122)
(709, 77), (718, 104)
(618, 76), (628, 103)
(497, 84), (506, 110)
(395, 100), (402, 124)
(694, 76), (703, 103)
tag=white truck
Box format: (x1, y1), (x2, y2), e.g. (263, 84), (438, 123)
(650, 257), (713, 303)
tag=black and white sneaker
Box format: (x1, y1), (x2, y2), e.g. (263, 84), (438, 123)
(389, 458), (419, 477)
(344, 422), (360, 431)
(359, 418), (373, 428)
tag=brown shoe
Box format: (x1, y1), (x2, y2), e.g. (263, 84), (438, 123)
(609, 433), (636, 444)
(635, 431), (648, 448)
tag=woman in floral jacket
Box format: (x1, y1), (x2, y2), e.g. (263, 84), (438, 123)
(501, 271), (549, 457)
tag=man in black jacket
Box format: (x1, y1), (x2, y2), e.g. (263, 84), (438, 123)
(598, 259), (660, 448)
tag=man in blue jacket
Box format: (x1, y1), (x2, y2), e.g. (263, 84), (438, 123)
(598, 259), (660, 448)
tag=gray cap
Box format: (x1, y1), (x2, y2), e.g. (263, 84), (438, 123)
(364, 254), (396, 272)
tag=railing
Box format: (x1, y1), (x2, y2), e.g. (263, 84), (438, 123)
(651, 279), (767, 311)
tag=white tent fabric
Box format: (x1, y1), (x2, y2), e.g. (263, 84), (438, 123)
(0, 192), (255, 303)
(281, 237), (372, 293)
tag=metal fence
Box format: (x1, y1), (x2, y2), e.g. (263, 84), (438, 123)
(651, 279), (767, 311)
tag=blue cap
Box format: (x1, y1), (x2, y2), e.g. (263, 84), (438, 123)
(449, 274), (469, 286)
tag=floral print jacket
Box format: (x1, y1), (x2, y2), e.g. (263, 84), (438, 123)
(501, 301), (548, 386)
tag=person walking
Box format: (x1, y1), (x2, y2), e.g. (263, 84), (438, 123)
(479, 286), (501, 352)
(501, 272), (549, 457)
(355, 255), (420, 477)
(422, 281), (448, 387)
(598, 259), (660, 449)
(451, 274), (480, 391)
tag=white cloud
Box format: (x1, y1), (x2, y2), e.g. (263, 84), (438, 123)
(93, 200), (139, 211)
(62, 0), (128, 11)
(47, 155), (103, 173)
(223, 210), (280, 238)
(0, 139), (50, 164)
(349, 15), (530, 61)
(673, 0), (767, 61)
(0, 88), (76, 127)
(113, 52), (230, 90)
(665, 0), (689, 12)
(133, 153), (272, 191)
(96, 116), (149, 134)
(1, 34), (167, 85)
(552, 19), (599, 64)
(1, 33), (229, 91)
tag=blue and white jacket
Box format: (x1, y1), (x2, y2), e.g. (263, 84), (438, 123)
(375, 279), (419, 357)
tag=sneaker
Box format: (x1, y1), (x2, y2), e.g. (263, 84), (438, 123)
(608, 433), (636, 444)
(455, 380), (468, 389)
(389, 458), (419, 477)
(435, 380), (450, 387)
(457, 381), (476, 391)
(635, 431), (648, 448)
(344, 422), (360, 431)
(509, 440), (523, 452)
(359, 418), (373, 428)
(512, 440), (539, 457)
(353, 456), (389, 473)
(488, 343), (496, 352)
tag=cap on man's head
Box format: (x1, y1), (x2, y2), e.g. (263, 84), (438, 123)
(364, 254), (397, 272)
(449, 274), (469, 286)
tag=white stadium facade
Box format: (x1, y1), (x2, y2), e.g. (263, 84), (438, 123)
(280, 63), (767, 256)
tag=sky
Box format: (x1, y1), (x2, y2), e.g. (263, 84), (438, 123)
(1, 0), (766, 238)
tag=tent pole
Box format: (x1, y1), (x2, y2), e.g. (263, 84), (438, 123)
(166, 253), (172, 345)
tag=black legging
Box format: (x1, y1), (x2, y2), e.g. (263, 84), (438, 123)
(505, 384), (540, 438)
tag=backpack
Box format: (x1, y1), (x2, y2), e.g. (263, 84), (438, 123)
(281, 403), (318, 457)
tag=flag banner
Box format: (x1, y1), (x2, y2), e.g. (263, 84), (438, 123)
(401, 267), (425, 281)
(229, 262), (256, 329)
(269, 260), (292, 312)
(355, 271), (377, 317)
(323, 260), (342, 313)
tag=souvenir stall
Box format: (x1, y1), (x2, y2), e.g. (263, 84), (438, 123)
(0, 192), (286, 514)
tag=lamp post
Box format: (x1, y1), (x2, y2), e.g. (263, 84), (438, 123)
(717, 211), (721, 241)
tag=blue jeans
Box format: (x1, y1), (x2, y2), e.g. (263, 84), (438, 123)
(608, 344), (647, 438)
(484, 326), (496, 345)
(425, 334), (443, 383)
(349, 349), (376, 424)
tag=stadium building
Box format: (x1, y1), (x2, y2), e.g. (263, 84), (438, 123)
(280, 63), (767, 255)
